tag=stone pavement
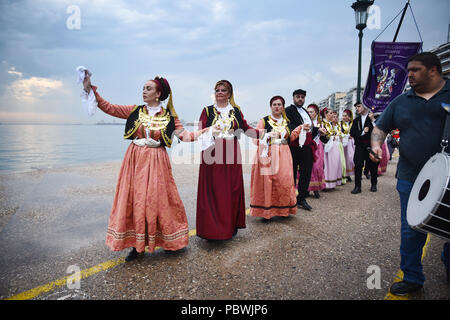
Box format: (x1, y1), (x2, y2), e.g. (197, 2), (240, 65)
(0, 155), (449, 301)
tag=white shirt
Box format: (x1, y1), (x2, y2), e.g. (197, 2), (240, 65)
(146, 103), (162, 117)
(296, 106), (312, 126)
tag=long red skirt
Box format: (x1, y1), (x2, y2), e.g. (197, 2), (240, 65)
(196, 138), (246, 240)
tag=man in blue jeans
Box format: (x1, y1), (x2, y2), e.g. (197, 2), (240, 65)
(371, 52), (450, 296)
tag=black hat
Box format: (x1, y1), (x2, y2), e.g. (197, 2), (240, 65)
(293, 89), (306, 96)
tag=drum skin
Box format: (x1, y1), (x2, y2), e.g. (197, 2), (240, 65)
(407, 153), (450, 241)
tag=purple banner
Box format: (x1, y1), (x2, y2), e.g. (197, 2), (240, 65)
(362, 41), (422, 113)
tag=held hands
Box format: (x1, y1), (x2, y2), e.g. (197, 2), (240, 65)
(318, 127), (327, 135)
(211, 124), (222, 137)
(302, 123), (311, 132)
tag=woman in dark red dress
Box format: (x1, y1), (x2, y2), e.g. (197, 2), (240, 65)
(196, 80), (260, 240)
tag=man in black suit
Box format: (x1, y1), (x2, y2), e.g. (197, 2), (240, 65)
(285, 89), (326, 210)
(349, 101), (379, 194)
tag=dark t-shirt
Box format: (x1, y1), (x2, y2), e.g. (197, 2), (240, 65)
(376, 78), (450, 182)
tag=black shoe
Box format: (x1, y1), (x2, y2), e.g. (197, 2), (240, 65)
(351, 186), (361, 194)
(365, 173), (371, 179)
(370, 185), (377, 192)
(346, 176), (352, 182)
(297, 200), (312, 211)
(313, 191), (320, 199)
(389, 281), (423, 296)
(125, 247), (141, 262)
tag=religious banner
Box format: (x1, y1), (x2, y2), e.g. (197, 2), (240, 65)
(362, 41), (422, 113)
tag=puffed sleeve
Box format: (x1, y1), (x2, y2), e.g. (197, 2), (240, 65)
(174, 118), (209, 142)
(92, 85), (136, 119)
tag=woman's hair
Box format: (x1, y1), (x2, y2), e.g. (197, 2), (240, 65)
(152, 76), (171, 101)
(270, 95), (285, 106)
(215, 80), (233, 95)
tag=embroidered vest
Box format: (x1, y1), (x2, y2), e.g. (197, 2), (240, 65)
(204, 105), (245, 138)
(124, 105), (176, 148)
(261, 116), (291, 135)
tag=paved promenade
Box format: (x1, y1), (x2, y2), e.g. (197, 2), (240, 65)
(0, 154), (449, 301)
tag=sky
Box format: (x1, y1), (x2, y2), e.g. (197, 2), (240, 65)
(0, 0), (449, 124)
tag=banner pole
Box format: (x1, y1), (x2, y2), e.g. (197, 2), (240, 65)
(393, 1), (410, 42)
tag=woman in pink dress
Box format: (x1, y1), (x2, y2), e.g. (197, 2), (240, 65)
(83, 75), (208, 261)
(249, 96), (298, 220)
(340, 109), (355, 182)
(305, 104), (326, 198)
(322, 108), (343, 189)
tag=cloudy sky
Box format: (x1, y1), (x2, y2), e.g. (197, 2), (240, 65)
(0, 0), (449, 124)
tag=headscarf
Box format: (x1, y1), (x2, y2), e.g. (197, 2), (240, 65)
(215, 80), (241, 111)
(152, 76), (178, 118)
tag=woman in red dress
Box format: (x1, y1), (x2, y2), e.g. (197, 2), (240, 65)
(196, 80), (261, 240)
(83, 75), (208, 261)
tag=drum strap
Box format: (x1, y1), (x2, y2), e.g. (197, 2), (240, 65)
(442, 111), (450, 153)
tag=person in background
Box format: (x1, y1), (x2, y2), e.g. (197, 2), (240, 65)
(285, 89), (326, 211)
(350, 101), (378, 194)
(340, 109), (355, 183)
(305, 104), (327, 198)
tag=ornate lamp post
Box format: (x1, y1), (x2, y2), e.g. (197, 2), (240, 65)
(351, 0), (374, 102)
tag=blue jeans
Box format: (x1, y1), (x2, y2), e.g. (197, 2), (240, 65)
(397, 179), (450, 285)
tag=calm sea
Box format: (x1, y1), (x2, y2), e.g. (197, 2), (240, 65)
(0, 124), (257, 173)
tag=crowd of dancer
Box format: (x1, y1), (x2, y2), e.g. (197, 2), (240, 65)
(82, 72), (397, 261)
(79, 51), (449, 297)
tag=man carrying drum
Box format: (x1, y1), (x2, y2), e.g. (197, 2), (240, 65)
(371, 52), (450, 296)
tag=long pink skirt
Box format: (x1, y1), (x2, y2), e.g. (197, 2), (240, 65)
(324, 139), (343, 189)
(106, 143), (189, 253)
(308, 141), (325, 191)
(344, 138), (355, 177)
(250, 143), (297, 219)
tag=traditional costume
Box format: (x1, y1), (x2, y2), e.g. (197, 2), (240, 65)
(306, 104), (326, 194)
(250, 110), (297, 219)
(285, 89), (320, 211)
(340, 109), (355, 181)
(196, 80), (259, 240)
(350, 104), (379, 193)
(91, 78), (206, 254)
(322, 114), (343, 189)
(377, 140), (390, 175)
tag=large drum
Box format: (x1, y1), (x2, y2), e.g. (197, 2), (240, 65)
(407, 153), (450, 241)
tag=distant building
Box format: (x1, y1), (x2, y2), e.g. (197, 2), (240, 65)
(316, 87), (363, 119)
(430, 41), (450, 77)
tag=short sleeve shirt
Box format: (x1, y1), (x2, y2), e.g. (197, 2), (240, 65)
(375, 78), (450, 182)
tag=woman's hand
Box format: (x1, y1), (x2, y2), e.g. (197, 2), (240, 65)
(83, 71), (92, 93)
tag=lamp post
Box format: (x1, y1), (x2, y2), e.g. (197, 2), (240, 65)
(351, 0), (374, 103)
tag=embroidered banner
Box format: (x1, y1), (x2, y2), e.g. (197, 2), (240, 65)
(362, 41), (422, 113)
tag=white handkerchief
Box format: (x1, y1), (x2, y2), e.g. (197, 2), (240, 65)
(80, 89), (97, 116)
(198, 126), (215, 151)
(76, 66), (92, 84)
(299, 130), (306, 147)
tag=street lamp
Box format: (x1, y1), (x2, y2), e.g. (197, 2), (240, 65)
(351, 0), (374, 102)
